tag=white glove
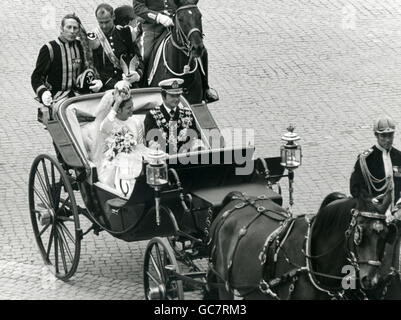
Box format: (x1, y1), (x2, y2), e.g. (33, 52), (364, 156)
(156, 13), (174, 27)
(123, 72), (141, 84)
(114, 80), (131, 92)
(89, 79), (103, 93)
(41, 90), (52, 106)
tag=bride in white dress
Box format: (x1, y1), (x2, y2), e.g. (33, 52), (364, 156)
(91, 81), (150, 197)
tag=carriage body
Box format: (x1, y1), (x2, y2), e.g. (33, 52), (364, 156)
(29, 88), (285, 286)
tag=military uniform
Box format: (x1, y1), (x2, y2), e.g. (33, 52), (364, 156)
(144, 103), (200, 154)
(91, 26), (144, 91)
(133, 0), (215, 100)
(31, 37), (86, 103)
(133, 0), (176, 63)
(350, 145), (401, 205)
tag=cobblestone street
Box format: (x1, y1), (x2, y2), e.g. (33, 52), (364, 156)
(1, 0), (401, 299)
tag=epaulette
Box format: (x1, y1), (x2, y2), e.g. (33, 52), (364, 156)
(360, 148), (373, 157)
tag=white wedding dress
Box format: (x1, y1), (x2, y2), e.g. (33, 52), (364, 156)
(91, 91), (150, 197)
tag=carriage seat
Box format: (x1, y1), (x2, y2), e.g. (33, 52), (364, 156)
(62, 90), (163, 162)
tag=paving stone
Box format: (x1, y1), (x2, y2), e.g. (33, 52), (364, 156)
(1, 0), (401, 299)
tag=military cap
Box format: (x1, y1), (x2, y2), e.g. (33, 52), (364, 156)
(374, 115), (396, 134)
(159, 78), (184, 95)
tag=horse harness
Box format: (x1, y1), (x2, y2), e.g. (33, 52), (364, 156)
(162, 4), (205, 77)
(208, 193), (392, 300)
(207, 193), (291, 296)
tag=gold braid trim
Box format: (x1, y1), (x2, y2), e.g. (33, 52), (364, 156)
(359, 154), (389, 195)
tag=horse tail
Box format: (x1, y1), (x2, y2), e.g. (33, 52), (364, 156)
(318, 192), (347, 211)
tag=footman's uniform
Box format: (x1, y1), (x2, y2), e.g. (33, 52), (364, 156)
(31, 37), (85, 103)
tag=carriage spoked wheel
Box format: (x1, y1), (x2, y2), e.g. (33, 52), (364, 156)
(28, 154), (81, 281)
(143, 237), (184, 300)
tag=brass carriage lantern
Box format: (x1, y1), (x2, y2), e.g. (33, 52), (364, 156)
(280, 125), (302, 209)
(146, 148), (168, 226)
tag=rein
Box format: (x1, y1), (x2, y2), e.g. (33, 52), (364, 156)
(345, 209), (386, 267)
(162, 4), (202, 76)
(208, 195), (391, 300)
(303, 208), (387, 298)
(163, 34), (198, 76)
(173, 5), (202, 54)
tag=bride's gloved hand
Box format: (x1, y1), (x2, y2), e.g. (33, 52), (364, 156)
(112, 81), (131, 111)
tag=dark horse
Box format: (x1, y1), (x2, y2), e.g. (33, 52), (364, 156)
(365, 218), (401, 300)
(205, 191), (396, 299)
(146, 0), (206, 104)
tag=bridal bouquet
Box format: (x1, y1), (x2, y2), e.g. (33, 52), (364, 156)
(104, 126), (137, 162)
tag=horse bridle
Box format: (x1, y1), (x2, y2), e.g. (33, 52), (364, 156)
(172, 5), (203, 55)
(303, 207), (388, 298)
(345, 209), (387, 270)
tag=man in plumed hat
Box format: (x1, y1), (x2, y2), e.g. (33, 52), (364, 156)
(350, 115), (401, 214)
(144, 78), (203, 154)
(31, 13), (103, 107)
(88, 3), (144, 90)
(132, 0), (219, 103)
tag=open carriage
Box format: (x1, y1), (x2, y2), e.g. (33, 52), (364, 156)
(29, 88), (292, 299)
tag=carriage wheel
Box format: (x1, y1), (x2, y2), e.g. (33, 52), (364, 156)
(143, 237), (184, 300)
(28, 154), (81, 281)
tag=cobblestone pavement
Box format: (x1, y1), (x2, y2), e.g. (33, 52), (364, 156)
(1, 0), (401, 299)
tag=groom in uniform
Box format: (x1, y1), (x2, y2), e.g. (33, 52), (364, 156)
(144, 78), (203, 154)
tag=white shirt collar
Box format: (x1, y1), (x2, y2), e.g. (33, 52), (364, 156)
(376, 143), (391, 154)
(163, 104), (177, 114)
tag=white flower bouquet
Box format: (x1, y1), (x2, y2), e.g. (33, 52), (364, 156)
(104, 126), (137, 162)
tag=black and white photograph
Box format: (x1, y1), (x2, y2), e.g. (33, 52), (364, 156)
(1, 0), (401, 302)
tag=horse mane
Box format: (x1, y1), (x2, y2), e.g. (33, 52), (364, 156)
(313, 193), (380, 240)
(312, 197), (357, 241)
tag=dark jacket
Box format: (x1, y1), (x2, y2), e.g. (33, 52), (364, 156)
(31, 37), (85, 102)
(144, 103), (200, 154)
(92, 26), (144, 90)
(133, 0), (177, 24)
(350, 145), (401, 204)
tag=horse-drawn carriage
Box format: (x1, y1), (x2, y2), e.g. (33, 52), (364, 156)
(28, 0), (401, 299)
(29, 87), (401, 300)
(29, 86), (294, 299)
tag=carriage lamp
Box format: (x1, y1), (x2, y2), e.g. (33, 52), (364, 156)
(280, 125), (302, 169)
(146, 149), (168, 226)
(280, 125), (302, 208)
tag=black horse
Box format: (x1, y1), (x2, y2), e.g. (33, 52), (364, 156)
(146, 0), (205, 104)
(205, 191), (395, 299)
(365, 218), (401, 300)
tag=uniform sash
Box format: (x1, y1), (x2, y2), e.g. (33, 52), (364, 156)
(94, 27), (121, 70)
